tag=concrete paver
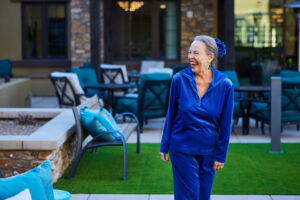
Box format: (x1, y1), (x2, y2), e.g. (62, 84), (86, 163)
(88, 194), (149, 200)
(271, 196), (300, 200)
(211, 195), (271, 200)
(149, 195), (173, 200)
(70, 194), (90, 200)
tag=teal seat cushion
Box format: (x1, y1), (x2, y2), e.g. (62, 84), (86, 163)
(80, 107), (122, 141)
(282, 110), (300, 122)
(281, 77), (300, 111)
(233, 101), (242, 116)
(221, 70), (243, 99)
(116, 98), (166, 118)
(0, 163), (48, 200)
(53, 189), (71, 200)
(139, 73), (170, 111)
(117, 73), (170, 117)
(68, 68), (104, 98)
(222, 70), (240, 88)
(249, 102), (270, 121)
(138, 73), (171, 96)
(116, 98), (138, 116)
(170, 64), (186, 74)
(280, 70), (300, 77)
(0, 59), (12, 78)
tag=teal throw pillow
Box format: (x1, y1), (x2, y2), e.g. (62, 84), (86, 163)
(80, 107), (122, 141)
(0, 165), (48, 200)
(38, 160), (55, 200)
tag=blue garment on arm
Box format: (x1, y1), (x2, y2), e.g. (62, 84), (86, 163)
(160, 66), (234, 163)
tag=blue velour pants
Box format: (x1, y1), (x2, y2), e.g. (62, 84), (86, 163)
(169, 150), (216, 200)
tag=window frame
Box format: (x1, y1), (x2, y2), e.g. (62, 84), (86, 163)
(21, 2), (68, 60)
(105, 0), (181, 62)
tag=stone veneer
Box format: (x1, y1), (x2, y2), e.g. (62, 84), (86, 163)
(180, 0), (216, 63)
(70, 0), (104, 67)
(0, 109), (78, 183)
(0, 134), (77, 183)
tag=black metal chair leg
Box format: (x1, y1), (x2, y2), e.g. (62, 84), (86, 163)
(121, 138), (128, 180)
(67, 148), (88, 179)
(261, 122), (265, 135)
(136, 124), (141, 154)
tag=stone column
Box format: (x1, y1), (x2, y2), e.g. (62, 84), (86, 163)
(180, 0), (216, 63)
(70, 0), (104, 68)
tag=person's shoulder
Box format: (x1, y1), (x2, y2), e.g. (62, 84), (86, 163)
(214, 68), (234, 89)
(171, 72), (184, 83)
(222, 77), (234, 88)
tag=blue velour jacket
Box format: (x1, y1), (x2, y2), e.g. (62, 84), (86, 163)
(160, 66), (234, 163)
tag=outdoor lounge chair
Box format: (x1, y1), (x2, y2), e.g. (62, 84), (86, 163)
(115, 73), (171, 132)
(67, 95), (140, 181)
(222, 70), (247, 133)
(49, 72), (86, 107)
(170, 64), (187, 75)
(140, 60), (165, 74)
(0, 59), (12, 82)
(67, 67), (106, 98)
(248, 76), (300, 134)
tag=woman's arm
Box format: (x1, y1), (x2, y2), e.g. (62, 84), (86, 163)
(160, 77), (178, 154)
(214, 84), (234, 163)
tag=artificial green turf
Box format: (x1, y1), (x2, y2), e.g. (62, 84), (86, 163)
(54, 143), (300, 194)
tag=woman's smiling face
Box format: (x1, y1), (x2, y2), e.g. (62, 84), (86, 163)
(188, 40), (214, 74)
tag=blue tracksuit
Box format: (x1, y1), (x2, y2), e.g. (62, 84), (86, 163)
(160, 66), (234, 200)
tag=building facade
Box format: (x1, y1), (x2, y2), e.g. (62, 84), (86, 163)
(0, 0), (297, 95)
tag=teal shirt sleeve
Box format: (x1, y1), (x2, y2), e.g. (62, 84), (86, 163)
(213, 84), (234, 163)
(160, 77), (178, 153)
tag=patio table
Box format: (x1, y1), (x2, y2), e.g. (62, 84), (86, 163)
(85, 82), (137, 110)
(235, 86), (271, 134)
(235, 86), (270, 99)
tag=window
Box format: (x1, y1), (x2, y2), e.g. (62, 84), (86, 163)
(22, 3), (67, 59)
(234, 0), (297, 84)
(109, 0), (179, 61)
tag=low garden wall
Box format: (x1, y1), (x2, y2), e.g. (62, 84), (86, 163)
(0, 108), (78, 183)
(0, 78), (30, 108)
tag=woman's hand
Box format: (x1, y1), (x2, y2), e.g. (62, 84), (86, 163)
(160, 152), (169, 162)
(213, 161), (224, 171)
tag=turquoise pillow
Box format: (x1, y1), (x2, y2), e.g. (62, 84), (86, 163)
(0, 166), (48, 200)
(80, 107), (122, 141)
(38, 160), (55, 200)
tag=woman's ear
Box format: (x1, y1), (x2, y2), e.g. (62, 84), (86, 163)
(209, 54), (214, 64)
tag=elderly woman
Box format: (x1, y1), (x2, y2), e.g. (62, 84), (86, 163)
(160, 35), (234, 200)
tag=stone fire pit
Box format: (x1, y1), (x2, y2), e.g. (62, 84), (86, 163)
(0, 108), (77, 183)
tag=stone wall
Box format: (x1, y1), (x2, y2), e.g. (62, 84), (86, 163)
(180, 0), (216, 63)
(0, 134), (77, 183)
(70, 0), (216, 65)
(70, 0), (104, 67)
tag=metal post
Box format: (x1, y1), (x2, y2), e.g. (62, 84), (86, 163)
(270, 77), (283, 153)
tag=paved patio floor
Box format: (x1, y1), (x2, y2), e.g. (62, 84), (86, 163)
(32, 96), (300, 200)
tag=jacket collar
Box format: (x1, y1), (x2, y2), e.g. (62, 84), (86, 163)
(180, 66), (227, 89)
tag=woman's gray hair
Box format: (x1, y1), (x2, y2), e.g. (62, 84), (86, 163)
(193, 35), (218, 67)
